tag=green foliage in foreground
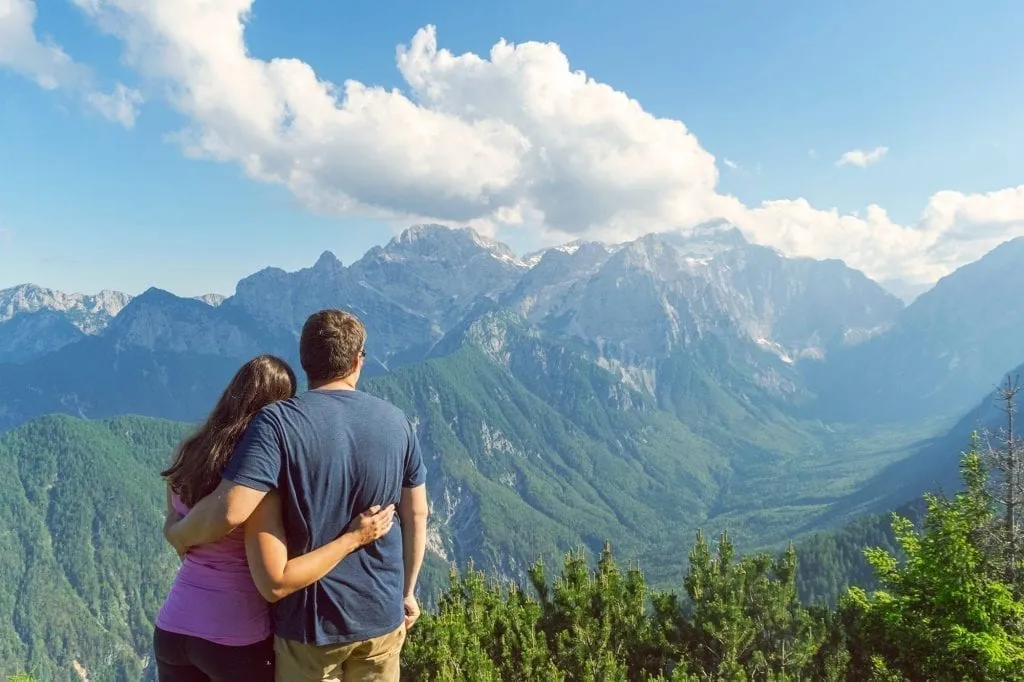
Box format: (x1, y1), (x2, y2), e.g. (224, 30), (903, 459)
(844, 442), (1024, 680)
(404, 435), (1024, 681)
(404, 537), (848, 681)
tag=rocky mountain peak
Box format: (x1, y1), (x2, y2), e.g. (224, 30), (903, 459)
(664, 221), (750, 261)
(0, 283), (131, 334)
(129, 286), (183, 305)
(382, 224), (526, 268)
(344, 225), (527, 331)
(613, 233), (691, 276)
(313, 250), (343, 272)
(107, 288), (200, 331)
(107, 288), (270, 357)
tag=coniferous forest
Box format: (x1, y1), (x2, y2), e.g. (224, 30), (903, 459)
(400, 386), (1024, 681)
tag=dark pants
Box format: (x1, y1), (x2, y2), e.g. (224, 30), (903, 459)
(153, 627), (274, 682)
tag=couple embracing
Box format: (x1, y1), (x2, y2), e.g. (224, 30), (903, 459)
(154, 309), (428, 681)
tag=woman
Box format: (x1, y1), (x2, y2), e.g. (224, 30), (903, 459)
(153, 354), (393, 681)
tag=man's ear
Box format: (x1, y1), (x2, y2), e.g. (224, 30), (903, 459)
(347, 355), (363, 379)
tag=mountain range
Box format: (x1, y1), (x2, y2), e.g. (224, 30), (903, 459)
(2, 221), (1023, 677)
(3, 223), (1020, 427)
(1, 224), (1017, 545)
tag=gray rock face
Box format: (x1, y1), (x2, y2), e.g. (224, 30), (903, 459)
(349, 224), (528, 328)
(194, 293), (226, 307)
(703, 245), (902, 360)
(513, 223), (902, 365)
(0, 311), (85, 363)
(229, 225), (530, 364)
(505, 241), (617, 321)
(229, 250), (436, 363)
(0, 284), (131, 334)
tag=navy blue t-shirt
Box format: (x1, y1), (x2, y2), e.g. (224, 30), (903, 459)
(222, 389), (426, 645)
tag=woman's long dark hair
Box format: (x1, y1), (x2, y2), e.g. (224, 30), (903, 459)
(162, 354), (296, 507)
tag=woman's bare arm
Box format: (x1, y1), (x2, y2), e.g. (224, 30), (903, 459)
(244, 493), (395, 603)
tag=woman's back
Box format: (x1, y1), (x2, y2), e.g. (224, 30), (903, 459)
(156, 494), (270, 645)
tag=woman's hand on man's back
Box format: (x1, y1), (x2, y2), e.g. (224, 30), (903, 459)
(346, 504), (396, 546)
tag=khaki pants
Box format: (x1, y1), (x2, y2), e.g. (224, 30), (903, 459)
(274, 624), (406, 682)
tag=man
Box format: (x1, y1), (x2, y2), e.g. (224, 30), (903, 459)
(165, 309), (429, 681)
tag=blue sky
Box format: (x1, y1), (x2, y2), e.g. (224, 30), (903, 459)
(0, 0), (1022, 297)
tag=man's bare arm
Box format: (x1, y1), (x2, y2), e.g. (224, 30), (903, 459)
(164, 484), (184, 561)
(398, 484), (428, 598)
(164, 478), (268, 554)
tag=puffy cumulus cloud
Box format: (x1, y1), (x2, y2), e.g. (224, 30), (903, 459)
(42, 3), (1024, 284)
(836, 146), (889, 168)
(0, 0), (142, 127)
(395, 27), (726, 236)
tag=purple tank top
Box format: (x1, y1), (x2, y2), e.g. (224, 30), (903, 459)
(155, 494), (271, 645)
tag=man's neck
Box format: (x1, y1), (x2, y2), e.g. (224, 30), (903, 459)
(310, 376), (358, 392)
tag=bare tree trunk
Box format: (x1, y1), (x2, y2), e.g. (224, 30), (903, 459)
(998, 376), (1021, 588)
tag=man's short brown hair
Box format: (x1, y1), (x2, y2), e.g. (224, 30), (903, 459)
(299, 309), (366, 385)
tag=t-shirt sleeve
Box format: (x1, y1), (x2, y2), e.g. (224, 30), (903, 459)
(402, 418), (427, 488)
(222, 409), (282, 492)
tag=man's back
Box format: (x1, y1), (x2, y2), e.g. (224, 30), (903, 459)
(223, 388), (426, 645)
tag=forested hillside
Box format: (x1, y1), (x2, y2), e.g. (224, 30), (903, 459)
(0, 416), (186, 681)
(364, 313), (934, 587)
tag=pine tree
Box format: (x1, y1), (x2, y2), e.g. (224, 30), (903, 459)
(844, 441), (1024, 680)
(530, 544), (657, 680)
(682, 531), (830, 680)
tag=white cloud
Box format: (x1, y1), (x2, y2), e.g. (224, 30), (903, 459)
(836, 146), (889, 168)
(19, 2), (1024, 286)
(85, 83), (144, 128)
(0, 0), (141, 126)
(723, 158), (739, 170)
